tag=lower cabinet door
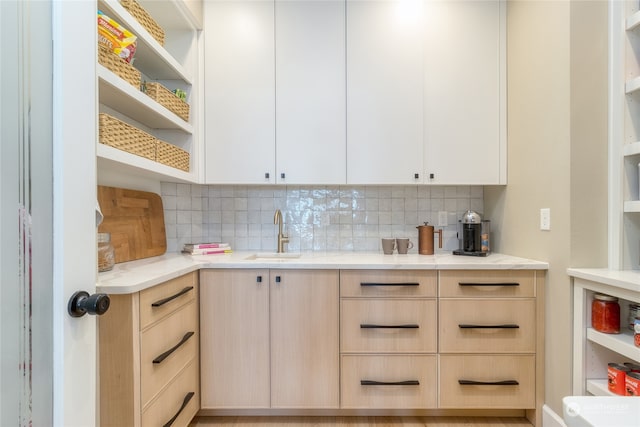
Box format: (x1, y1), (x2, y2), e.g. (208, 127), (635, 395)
(439, 354), (535, 409)
(341, 355), (437, 409)
(141, 360), (199, 427)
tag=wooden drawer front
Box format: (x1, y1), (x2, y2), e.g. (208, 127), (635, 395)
(141, 300), (198, 407)
(439, 270), (535, 298)
(142, 360), (199, 427)
(341, 355), (437, 409)
(341, 299), (437, 353)
(340, 270), (436, 298)
(439, 299), (535, 353)
(140, 272), (197, 330)
(439, 354), (535, 409)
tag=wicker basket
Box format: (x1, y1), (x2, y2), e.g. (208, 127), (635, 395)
(98, 113), (156, 161)
(144, 82), (190, 122)
(98, 44), (141, 88)
(156, 140), (190, 172)
(120, 0), (165, 46)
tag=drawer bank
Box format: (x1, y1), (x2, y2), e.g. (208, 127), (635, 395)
(97, 252), (547, 427)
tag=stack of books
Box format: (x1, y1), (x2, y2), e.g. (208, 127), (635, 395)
(182, 242), (232, 255)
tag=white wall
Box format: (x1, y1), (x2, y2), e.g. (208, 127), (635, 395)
(485, 0), (608, 417)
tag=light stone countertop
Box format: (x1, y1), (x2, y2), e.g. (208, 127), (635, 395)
(567, 267), (640, 294)
(97, 251), (548, 294)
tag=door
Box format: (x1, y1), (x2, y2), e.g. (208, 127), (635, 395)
(275, 0), (346, 184)
(1, 1), (98, 425)
(346, 0), (424, 184)
(204, 0), (276, 184)
(270, 269), (340, 408)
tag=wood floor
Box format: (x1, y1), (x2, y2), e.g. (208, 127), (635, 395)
(190, 417), (533, 427)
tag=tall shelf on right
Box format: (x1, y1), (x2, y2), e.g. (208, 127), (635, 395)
(617, 1), (640, 269)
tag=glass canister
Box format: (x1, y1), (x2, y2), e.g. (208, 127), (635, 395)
(591, 293), (620, 334)
(97, 232), (115, 272)
(634, 317), (640, 348)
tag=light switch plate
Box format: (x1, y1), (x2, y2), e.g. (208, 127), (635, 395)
(540, 208), (551, 231)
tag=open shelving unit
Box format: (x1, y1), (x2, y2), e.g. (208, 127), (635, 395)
(569, 270), (640, 396)
(96, 0), (202, 184)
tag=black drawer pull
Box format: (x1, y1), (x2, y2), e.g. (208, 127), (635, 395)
(153, 332), (195, 364)
(361, 380), (420, 386)
(458, 324), (520, 329)
(458, 282), (520, 287)
(459, 379), (519, 386)
(361, 324), (419, 329)
(162, 391), (195, 427)
(360, 282), (420, 287)
(151, 286), (194, 307)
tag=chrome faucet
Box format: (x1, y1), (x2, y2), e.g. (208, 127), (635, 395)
(274, 209), (289, 253)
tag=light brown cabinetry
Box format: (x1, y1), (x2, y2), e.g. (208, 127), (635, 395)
(438, 270), (544, 426)
(99, 272), (199, 427)
(200, 269), (340, 410)
(339, 270), (438, 409)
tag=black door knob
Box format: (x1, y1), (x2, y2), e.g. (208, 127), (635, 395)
(68, 291), (110, 317)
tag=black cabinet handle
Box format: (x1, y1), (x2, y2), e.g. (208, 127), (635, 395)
(361, 380), (420, 386)
(458, 282), (520, 287)
(153, 332), (195, 364)
(361, 324), (419, 329)
(162, 391), (195, 427)
(257, 276), (262, 283)
(275, 276), (281, 283)
(429, 173), (434, 179)
(414, 173), (419, 179)
(458, 379), (519, 386)
(280, 173), (285, 179)
(151, 286), (194, 307)
(360, 282), (420, 287)
(265, 172), (270, 179)
(458, 324), (520, 329)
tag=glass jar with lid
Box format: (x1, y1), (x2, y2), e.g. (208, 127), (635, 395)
(591, 293), (620, 334)
(97, 232), (115, 272)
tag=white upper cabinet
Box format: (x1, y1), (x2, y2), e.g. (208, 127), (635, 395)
(346, 0), (424, 185)
(423, 0), (505, 185)
(204, 0), (276, 184)
(275, 0), (346, 185)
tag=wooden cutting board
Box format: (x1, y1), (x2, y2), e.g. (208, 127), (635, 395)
(97, 186), (167, 263)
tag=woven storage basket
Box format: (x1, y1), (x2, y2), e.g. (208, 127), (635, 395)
(98, 44), (141, 88)
(120, 0), (165, 46)
(156, 140), (190, 172)
(99, 113), (156, 161)
(144, 82), (190, 122)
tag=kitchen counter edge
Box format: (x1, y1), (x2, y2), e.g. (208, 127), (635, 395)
(98, 251), (549, 294)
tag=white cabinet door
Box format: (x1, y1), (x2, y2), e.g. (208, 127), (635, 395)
(346, 0), (424, 184)
(275, 0), (346, 184)
(204, 0), (276, 184)
(423, 0), (505, 185)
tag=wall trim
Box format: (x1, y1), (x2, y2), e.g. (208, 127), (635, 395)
(543, 404), (568, 427)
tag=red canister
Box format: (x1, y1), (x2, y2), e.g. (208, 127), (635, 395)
(625, 371), (640, 396)
(592, 294), (620, 334)
(608, 363), (630, 395)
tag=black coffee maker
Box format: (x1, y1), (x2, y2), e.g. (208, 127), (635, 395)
(453, 210), (488, 257)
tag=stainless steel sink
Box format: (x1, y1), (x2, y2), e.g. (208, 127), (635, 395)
(244, 252), (302, 260)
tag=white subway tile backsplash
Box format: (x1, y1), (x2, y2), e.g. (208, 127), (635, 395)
(160, 185), (483, 253)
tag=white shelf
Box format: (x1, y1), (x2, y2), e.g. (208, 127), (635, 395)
(623, 141), (640, 157)
(625, 76), (640, 94)
(98, 0), (193, 82)
(586, 379), (615, 396)
(587, 328), (640, 362)
(137, 0), (202, 30)
(623, 200), (640, 212)
(98, 65), (192, 132)
(97, 144), (196, 183)
(626, 10), (640, 31)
